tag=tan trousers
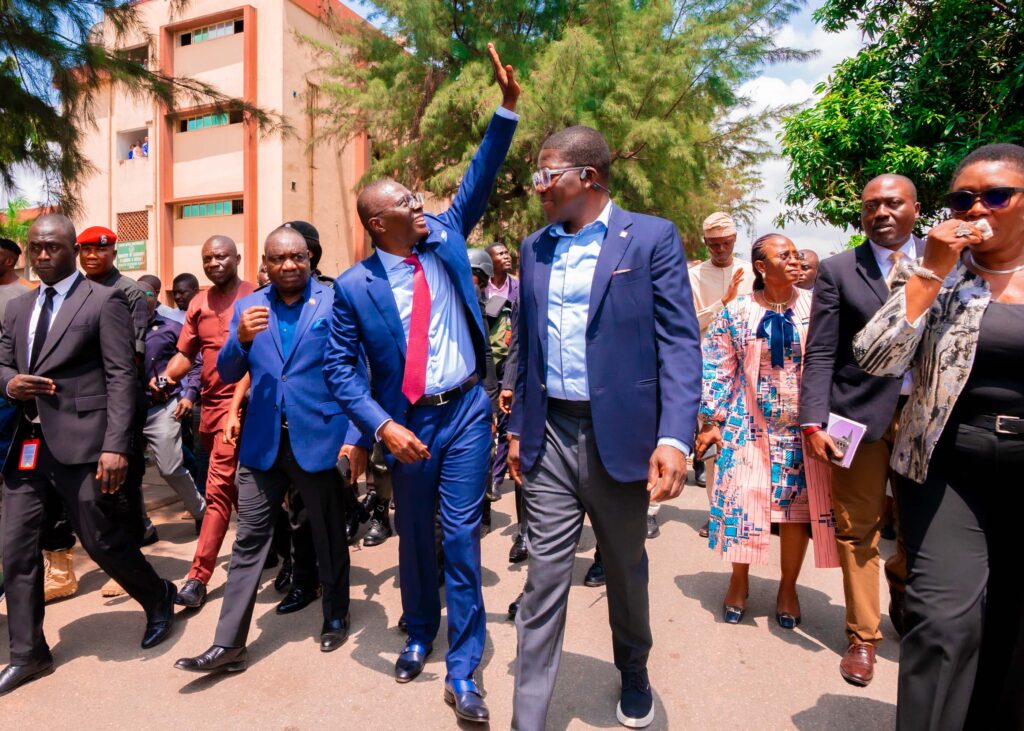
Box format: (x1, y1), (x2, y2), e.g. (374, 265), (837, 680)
(830, 428), (907, 646)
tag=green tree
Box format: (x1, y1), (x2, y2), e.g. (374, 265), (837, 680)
(0, 1), (282, 216)
(779, 0), (1024, 230)
(0, 196), (31, 243)
(310, 0), (808, 251)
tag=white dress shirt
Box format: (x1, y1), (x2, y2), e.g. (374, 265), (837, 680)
(27, 270), (81, 359)
(869, 236), (920, 395)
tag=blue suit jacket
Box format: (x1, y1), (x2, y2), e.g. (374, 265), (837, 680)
(508, 204), (702, 483)
(325, 111), (517, 440)
(217, 278), (358, 473)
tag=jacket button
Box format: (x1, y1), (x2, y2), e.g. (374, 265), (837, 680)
(540, 384), (546, 392)
(281, 375), (287, 382)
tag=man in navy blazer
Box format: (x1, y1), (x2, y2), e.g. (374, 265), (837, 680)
(174, 226), (355, 674)
(324, 44), (518, 724)
(507, 126), (701, 730)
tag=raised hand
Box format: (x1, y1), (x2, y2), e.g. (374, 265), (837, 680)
(487, 42), (520, 112)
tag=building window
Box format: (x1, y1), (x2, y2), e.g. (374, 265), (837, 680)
(179, 19), (242, 47)
(179, 199), (243, 219)
(177, 110), (243, 133)
(117, 211), (149, 242)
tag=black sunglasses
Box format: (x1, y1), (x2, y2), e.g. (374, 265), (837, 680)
(945, 186), (1024, 213)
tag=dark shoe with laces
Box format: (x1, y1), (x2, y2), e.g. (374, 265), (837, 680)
(839, 643), (876, 686)
(362, 516), (393, 547)
(617, 669), (655, 728)
(275, 584), (321, 615)
(175, 578), (207, 609)
(584, 559), (606, 588)
(444, 677), (489, 723)
(508, 533), (528, 563)
(174, 645), (247, 674)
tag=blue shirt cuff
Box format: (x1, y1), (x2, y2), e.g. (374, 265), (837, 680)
(657, 437), (690, 457)
(494, 106), (519, 121)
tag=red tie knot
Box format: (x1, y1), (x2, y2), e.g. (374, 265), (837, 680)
(403, 254), (422, 271)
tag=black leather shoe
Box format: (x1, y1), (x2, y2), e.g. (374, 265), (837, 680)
(508, 533), (528, 563)
(395, 641), (431, 683)
(362, 517), (393, 547)
(694, 459), (707, 487)
(142, 579), (176, 649)
(507, 593), (523, 621)
(141, 526), (159, 547)
(274, 559), (293, 593)
(444, 678), (489, 723)
(320, 614), (350, 653)
(175, 578), (207, 609)
(275, 584), (321, 615)
(646, 513), (660, 540)
(584, 559), (606, 587)
(174, 645), (247, 674)
(0, 660), (55, 697)
(486, 481), (502, 502)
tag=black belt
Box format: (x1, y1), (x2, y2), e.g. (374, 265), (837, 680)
(959, 413), (1024, 437)
(548, 398), (591, 417)
(413, 374), (478, 407)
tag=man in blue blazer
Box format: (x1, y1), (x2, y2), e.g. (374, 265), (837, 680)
(324, 44), (518, 724)
(174, 226), (355, 674)
(507, 126), (701, 730)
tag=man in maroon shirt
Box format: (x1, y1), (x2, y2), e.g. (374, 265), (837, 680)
(155, 236), (254, 609)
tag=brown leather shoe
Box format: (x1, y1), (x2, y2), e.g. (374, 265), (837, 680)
(840, 643), (876, 686)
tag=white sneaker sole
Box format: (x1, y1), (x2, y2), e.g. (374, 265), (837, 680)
(616, 701), (655, 728)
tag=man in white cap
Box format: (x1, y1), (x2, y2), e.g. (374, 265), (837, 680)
(681, 212), (753, 537)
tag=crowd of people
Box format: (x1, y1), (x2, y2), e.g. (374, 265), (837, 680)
(0, 44), (1022, 731)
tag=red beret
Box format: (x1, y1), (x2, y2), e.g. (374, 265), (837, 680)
(76, 226), (117, 245)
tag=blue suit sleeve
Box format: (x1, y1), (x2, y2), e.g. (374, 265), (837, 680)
(180, 353), (202, 402)
(507, 248), (529, 437)
(651, 223), (701, 450)
(324, 279), (392, 441)
(216, 301), (251, 385)
(436, 111), (518, 239)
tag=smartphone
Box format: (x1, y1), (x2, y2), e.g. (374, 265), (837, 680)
(700, 442), (720, 462)
(335, 455), (352, 483)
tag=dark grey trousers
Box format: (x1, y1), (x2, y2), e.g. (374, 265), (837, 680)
(213, 430), (350, 648)
(512, 401), (652, 731)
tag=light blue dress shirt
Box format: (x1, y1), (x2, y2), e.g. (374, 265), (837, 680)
(376, 246), (474, 396)
(545, 201), (689, 456)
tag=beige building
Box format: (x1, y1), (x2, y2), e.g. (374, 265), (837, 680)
(77, 0), (371, 291)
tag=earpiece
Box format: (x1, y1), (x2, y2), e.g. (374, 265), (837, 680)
(580, 169), (589, 180)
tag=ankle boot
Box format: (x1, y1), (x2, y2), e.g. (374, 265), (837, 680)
(43, 548), (78, 603)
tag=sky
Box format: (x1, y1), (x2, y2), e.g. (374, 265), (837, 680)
(6, 1), (862, 259)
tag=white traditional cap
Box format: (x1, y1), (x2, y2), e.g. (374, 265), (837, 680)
(702, 212), (737, 237)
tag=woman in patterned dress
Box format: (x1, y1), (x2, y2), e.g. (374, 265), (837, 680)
(696, 234), (838, 628)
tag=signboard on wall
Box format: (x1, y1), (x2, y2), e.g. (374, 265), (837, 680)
(117, 240), (147, 271)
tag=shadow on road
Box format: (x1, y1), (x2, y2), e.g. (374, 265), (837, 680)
(792, 692), (895, 729)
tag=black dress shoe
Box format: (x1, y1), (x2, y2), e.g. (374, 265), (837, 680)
(0, 660), (55, 696)
(507, 592), (523, 621)
(320, 614), (351, 652)
(141, 526), (159, 547)
(395, 641), (431, 683)
(174, 645), (247, 674)
(274, 559), (293, 593)
(485, 481), (502, 502)
(646, 513), (660, 540)
(508, 533), (528, 563)
(584, 559), (606, 587)
(275, 584), (321, 615)
(444, 678), (490, 723)
(142, 580), (176, 649)
(694, 459), (707, 487)
(175, 578), (207, 609)
(362, 517), (393, 547)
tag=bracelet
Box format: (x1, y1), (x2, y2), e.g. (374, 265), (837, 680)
(909, 264), (945, 284)
(801, 425), (823, 437)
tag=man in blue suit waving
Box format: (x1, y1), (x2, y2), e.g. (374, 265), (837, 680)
(174, 226), (355, 674)
(507, 126), (701, 729)
(324, 43), (519, 724)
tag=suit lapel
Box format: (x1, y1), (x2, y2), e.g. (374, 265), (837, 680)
(854, 242), (889, 305)
(34, 274), (89, 370)
(263, 289), (285, 362)
(284, 281), (324, 368)
(587, 204), (634, 326)
(365, 253), (407, 358)
(532, 229), (557, 367)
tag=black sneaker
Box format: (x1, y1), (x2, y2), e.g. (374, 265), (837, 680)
(617, 669), (654, 728)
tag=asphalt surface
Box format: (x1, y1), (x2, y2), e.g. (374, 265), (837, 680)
(0, 469), (898, 729)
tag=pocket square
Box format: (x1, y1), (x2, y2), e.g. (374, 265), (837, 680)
(311, 317), (329, 331)
(612, 268), (634, 275)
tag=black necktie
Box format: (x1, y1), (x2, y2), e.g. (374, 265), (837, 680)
(30, 287), (56, 372)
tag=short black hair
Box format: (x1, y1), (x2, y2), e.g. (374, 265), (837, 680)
(172, 272), (199, 289)
(265, 225), (308, 254)
(953, 143), (1024, 182)
(0, 238), (21, 258)
(485, 242), (506, 253)
(137, 274), (161, 291)
(540, 126), (612, 182)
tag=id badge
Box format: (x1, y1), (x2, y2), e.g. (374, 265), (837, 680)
(18, 438), (40, 471)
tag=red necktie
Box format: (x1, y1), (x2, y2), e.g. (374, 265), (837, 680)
(402, 254), (431, 403)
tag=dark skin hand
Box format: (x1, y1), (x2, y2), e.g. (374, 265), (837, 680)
(379, 420), (430, 464)
(647, 444), (687, 502)
(508, 436), (522, 484)
(6, 374), (56, 399)
(96, 452), (128, 494)
(498, 389), (513, 414)
(339, 444), (368, 484)
(806, 430), (844, 463)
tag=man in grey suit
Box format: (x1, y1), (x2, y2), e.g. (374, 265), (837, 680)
(0, 214), (176, 697)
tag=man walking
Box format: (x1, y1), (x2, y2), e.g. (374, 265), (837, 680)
(325, 43), (518, 724)
(799, 173), (919, 686)
(174, 226), (353, 673)
(508, 126), (701, 729)
(0, 215), (175, 696)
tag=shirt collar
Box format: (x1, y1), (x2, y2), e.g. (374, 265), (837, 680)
(550, 200), (614, 239)
(868, 236), (917, 265)
(376, 247), (422, 272)
(42, 270), (81, 297)
(269, 278), (312, 305)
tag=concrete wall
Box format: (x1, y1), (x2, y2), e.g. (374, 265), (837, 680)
(172, 124), (245, 199)
(172, 213), (245, 281)
(173, 32), (246, 100)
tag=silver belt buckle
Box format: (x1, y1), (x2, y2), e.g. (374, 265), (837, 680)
(434, 391), (451, 406)
(995, 415), (1018, 435)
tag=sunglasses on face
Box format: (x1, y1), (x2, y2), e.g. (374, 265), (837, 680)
(370, 192), (424, 219)
(945, 186), (1024, 213)
(531, 166), (587, 190)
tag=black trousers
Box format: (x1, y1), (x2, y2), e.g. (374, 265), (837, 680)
(1, 425), (165, 664)
(213, 429), (350, 648)
(269, 486), (318, 588)
(896, 419), (1024, 731)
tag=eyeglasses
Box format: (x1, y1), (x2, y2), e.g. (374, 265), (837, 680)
(531, 166), (586, 189)
(369, 192), (424, 219)
(945, 187), (1024, 213)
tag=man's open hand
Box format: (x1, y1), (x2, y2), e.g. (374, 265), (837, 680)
(488, 42), (520, 112)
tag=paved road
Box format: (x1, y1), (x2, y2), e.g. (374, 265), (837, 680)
(0, 471), (898, 729)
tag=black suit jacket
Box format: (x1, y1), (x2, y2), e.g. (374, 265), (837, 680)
(0, 274), (137, 464)
(798, 238), (922, 443)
